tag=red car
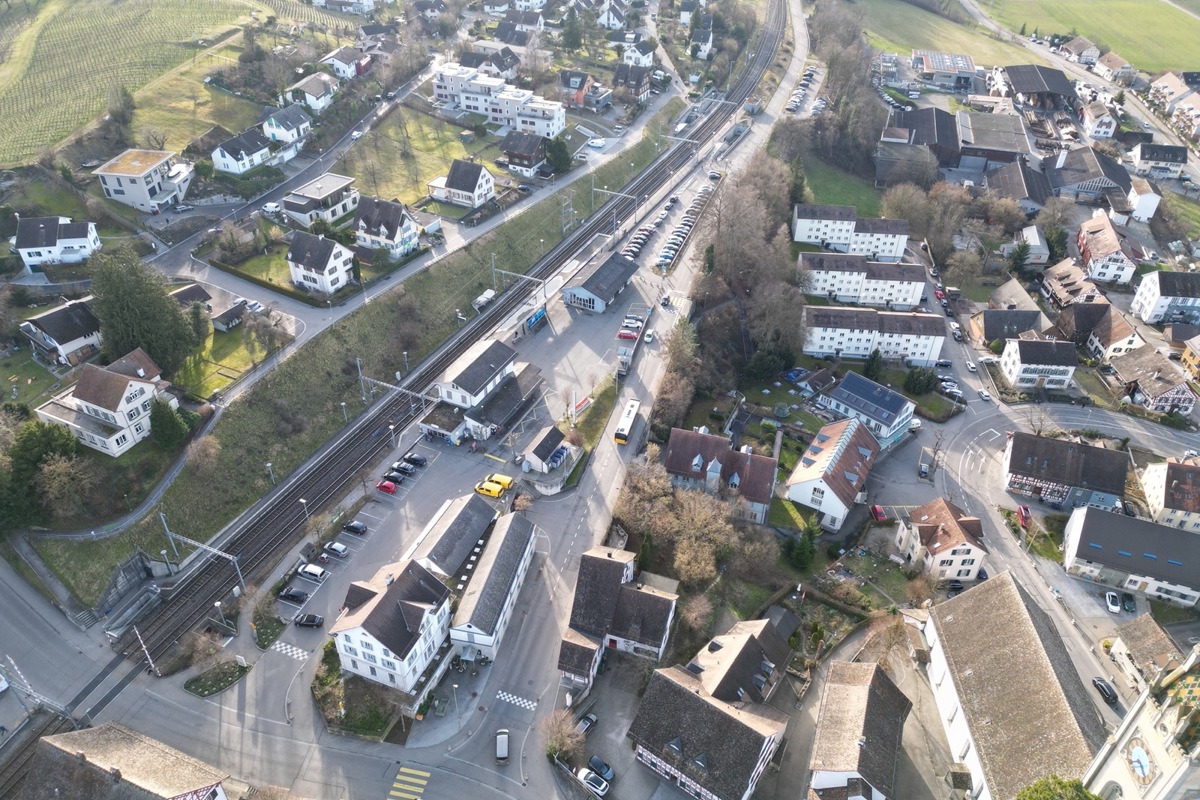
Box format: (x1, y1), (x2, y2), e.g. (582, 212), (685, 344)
(870, 504), (888, 522)
(934, 289), (945, 301)
(1017, 505), (1031, 528)
(376, 480), (398, 494)
(617, 330), (638, 340)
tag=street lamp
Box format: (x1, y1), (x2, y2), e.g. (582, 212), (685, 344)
(214, 601), (227, 627)
(340, 402), (348, 424)
(539, 238), (545, 255)
(299, 498), (309, 521)
(403, 351), (410, 372)
(389, 424), (396, 449)
(161, 549), (171, 576)
(452, 683), (460, 719)
(266, 462), (276, 485)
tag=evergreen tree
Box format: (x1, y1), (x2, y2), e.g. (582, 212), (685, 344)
(561, 9), (583, 49)
(545, 136), (572, 172)
(150, 399), (189, 450)
(863, 348), (885, 382)
(1015, 776), (1102, 800)
(6, 420), (77, 522)
(1008, 240), (1031, 273)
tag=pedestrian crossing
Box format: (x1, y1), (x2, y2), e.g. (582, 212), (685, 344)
(388, 765), (430, 800)
(270, 641), (309, 661)
(496, 690), (537, 710)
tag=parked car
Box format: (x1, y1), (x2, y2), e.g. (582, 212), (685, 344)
(644, 329), (655, 343)
(870, 505), (887, 522)
(575, 712), (597, 736)
(935, 359), (952, 368)
(978, 389), (991, 401)
(577, 768), (609, 797)
(389, 461), (417, 475)
(474, 480), (506, 498)
(376, 480), (398, 494)
(588, 756), (615, 782)
(1121, 592), (1136, 613)
(708, 170), (722, 180)
(383, 470), (408, 484)
(1105, 591), (1121, 614)
(294, 613), (325, 628)
(1092, 677), (1118, 705)
(342, 520), (368, 535)
(588, 138), (606, 148)
(324, 541), (349, 558)
(516, 183), (532, 193)
(1017, 505), (1031, 528)
(173, 204), (194, 213)
(485, 473), (515, 489)
(279, 586), (308, 603)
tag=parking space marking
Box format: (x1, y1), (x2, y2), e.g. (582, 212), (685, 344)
(496, 690), (537, 710)
(270, 641), (309, 661)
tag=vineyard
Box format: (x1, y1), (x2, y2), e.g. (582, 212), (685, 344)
(249, 0), (361, 29)
(0, 0), (253, 168)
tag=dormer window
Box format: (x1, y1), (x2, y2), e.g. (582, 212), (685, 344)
(691, 454), (703, 472)
(666, 736), (683, 756)
(692, 752), (708, 772)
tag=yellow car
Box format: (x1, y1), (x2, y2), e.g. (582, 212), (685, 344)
(474, 480), (506, 498)
(485, 473), (515, 490)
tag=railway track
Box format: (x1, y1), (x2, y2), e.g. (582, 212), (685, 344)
(95, 0), (787, 696)
(0, 714), (78, 800)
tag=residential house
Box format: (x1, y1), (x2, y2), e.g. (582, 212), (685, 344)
(483, 0), (510, 13)
(969, 308), (1054, 345)
(286, 232), (354, 295)
(329, 560), (452, 706)
(1148, 71), (1200, 115)
(558, 70), (613, 111)
(1039, 258), (1105, 310)
(1061, 35), (1100, 64)
(421, 338), (541, 443)
(920, 572), (1105, 800)
(1084, 305), (1144, 361)
(663, 427), (779, 524)
(1084, 644), (1200, 800)
(1081, 100), (1117, 139)
(690, 25), (714, 60)
(1063, 506), (1200, 608)
(357, 22), (398, 38)
(1094, 52), (1135, 84)
(283, 172), (360, 227)
(989, 276), (1042, 312)
(558, 546), (677, 692)
(498, 130), (547, 177)
(93, 149), (194, 213)
(168, 283), (212, 312)
(998, 225), (1050, 265)
(503, 8), (543, 31)
(353, 196), (420, 260)
(799, 252), (925, 309)
(561, 252), (639, 313)
(1122, 176), (1161, 224)
(1131, 270), (1200, 324)
(1043, 146), (1132, 200)
(428, 159), (495, 209)
(679, 0), (696, 25)
(459, 48), (520, 80)
(35, 348), (178, 457)
(433, 63), (565, 138)
(21, 722), (230, 800)
(802, 306), (946, 368)
(1163, 323), (1200, 355)
(1131, 143), (1188, 179)
(1109, 345), (1196, 414)
(624, 39), (656, 68)
(626, 619), (791, 800)
(261, 104), (313, 144)
(1078, 212), (1137, 284)
(1182, 334), (1200, 380)
(792, 204), (909, 261)
(14, 216), (100, 272)
(984, 160), (1054, 217)
(784, 418), (879, 531)
(1002, 431), (1128, 509)
(1141, 455), (1200, 530)
(818, 371), (916, 447)
(597, 2), (626, 29)
(491, 21), (530, 46)
(19, 297), (101, 367)
(285, 71), (340, 114)
(612, 63), (652, 103)
(798, 367), (836, 397)
(211, 303), (246, 333)
(314, 0), (379, 12)
(211, 128), (271, 175)
(1108, 615), (1184, 695)
(321, 45), (371, 80)
(809, 662), (912, 800)
(894, 497), (989, 580)
(413, 0), (447, 18)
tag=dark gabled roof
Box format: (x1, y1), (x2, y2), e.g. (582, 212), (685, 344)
(633, 39), (655, 55)
(503, 8), (541, 24)
(354, 196), (414, 241)
(15, 216), (74, 249)
(558, 627), (600, 674)
(1068, 506), (1200, 589)
(693, 620), (790, 704)
(493, 46), (520, 70)
(977, 309), (1047, 340)
(286, 231), (339, 272)
(422, 494), (500, 578)
(565, 252), (639, 303)
(450, 339), (517, 395)
(568, 547), (635, 637)
(168, 284), (212, 308)
(559, 69), (591, 88)
(610, 581), (677, 648)
(359, 23), (399, 37)
(1006, 431), (1128, 495)
(216, 128), (270, 159)
(854, 217), (908, 235)
(1014, 338), (1078, 366)
(613, 63), (651, 88)
(499, 130), (545, 157)
(262, 104), (313, 132)
(445, 159), (487, 193)
(1158, 457), (1200, 514)
(689, 25), (711, 43)
(1153, 270), (1200, 299)
(763, 605), (801, 642)
(1002, 64), (1075, 97)
(336, 560), (450, 660)
(106, 348), (162, 381)
(985, 160), (1052, 207)
(793, 203), (857, 221)
(1044, 146), (1131, 194)
(459, 51), (489, 69)
(530, 424), (565, 461)
(467, 362), (543, 429)
(824, 372), (913, 427)
(453, 513), (535, 635)
(811, 662), (912, 796)
(493, 23), (530, 46)
(1135, 143), (1188, 165)
(663, 427), (778, 505)
(890, 107), (958, 149)
(25, 298), (99, 345)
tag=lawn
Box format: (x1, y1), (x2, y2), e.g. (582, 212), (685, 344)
(562, 375), (618, 449)
(234, 247), (293, 287)
(856, 0), (1041, 68)
(172, 325), (261, 400)
(0, 348), (60, 407)
(741, 378), (825, 433)
(976, 0), (1200, 73)
(1073, 368), (1119, 410)
(1165, 191), (1200, 240)
(802, 157), (882, 217)
(4, 181), (130, 240)
(769, 497), (815, 530)
(1149, 599), (1199, 625)
(0, 0), (255, 167)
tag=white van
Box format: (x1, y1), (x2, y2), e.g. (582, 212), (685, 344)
(495, 729), (510, 764)
(261, 202), (281, 214)
(298, 564), (328, 582)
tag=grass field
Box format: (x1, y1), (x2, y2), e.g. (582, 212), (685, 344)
(172, 326), (262, 400)
(975, 0), (1200, 72)
(0, 0), (256, 167)
(803, 157), (883, 216)
(4, 181), (131, 240)
(1, 348), (60, 407)
(855, 0), (1041, 68)
(1165, 191), (1200, 240)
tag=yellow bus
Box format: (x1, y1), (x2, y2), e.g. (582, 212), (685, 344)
(614, 399), (641, 445)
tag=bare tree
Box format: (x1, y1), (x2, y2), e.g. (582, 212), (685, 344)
(142, 129), (168, 150)
(1023, 405), (1056, 436)
(1034, 196), (1074, 230)
(905, 574), (933, 605)
(36, 453), (96, 519)
(540, 709), (585, 758)
(682, 594), (714, 630)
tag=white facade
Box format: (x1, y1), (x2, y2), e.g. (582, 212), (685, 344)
(321, 47), (369, 80)
(436, 340), (517, 410)
(784, 418), (877, 531)
(287, 235), (354, 295)
(924, 620), (993, 800)
(1142, 460), (1200, 529)
(1084, 250), (1136, 284)
(433, 63), (565, 138)
(336, 600), (449, 693)
(211, 136), (270, 175)
(801, 263), (924, 309)
(1131, 271), (1200, 324)
(94, 149), (194, 213)
(262, 108), (312, 144)
(893, 500), (988, 581)
(999, 340), (1077, 389)
(1086, 321), (1144, 361)
(803, 308), (946, 367)
(624, 42), (655, 68)
(449, 515), (537, 660)
(355, 208), (420, 259)
(14, 217), (101, 269)
(792, 206), (908, 262)
(286, 72), (340, 114)
(283, 173), (360, 228)
(1082, 104), (1117, 139)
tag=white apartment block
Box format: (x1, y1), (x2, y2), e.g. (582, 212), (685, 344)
(803, 306), (946, 367)
(792, 204), (909, 262)
(999, 339), (1078, 390)
(1131, 271), (1200, 325)
(434, 63), (565, 138)
(799, 252), (925, 309)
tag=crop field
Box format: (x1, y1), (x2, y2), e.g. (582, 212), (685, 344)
(0, 0), (253, 168)
(857, 0), (1041, 68)
(976, 0), (1200, 73)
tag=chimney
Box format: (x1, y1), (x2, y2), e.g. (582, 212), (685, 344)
(75, 752), (86, 761)
(109, 768), (122, 782)
(1055, 149), (1068, 170)
(136, 367), (145, 378)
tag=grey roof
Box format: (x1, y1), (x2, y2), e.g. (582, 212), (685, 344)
(825, 372), (913, 427)
(1044, 146), (1131, 194)
(15, 216), (88, 249)
(977, 309), (1048, 340)
(1006, 431), (1128, 495)
(467, 362), (543, 429)
(215, 128), (270, 159)
(794, 203), (857, 222)
(1002, 64), (1075, 97)
(690, 619), (789, 704)
(1068, 506), (1200, 590)
(810, 662), (912, 796)
(1014, 338), (1078, 367)
(422, 494), (500, 578)
(340, 560), (450, 660)
(610, 581), (677, 648)
(890, 107), (959, 149)
(493, 47), (520, 71)
(558, 628), (600, 674)
(806, 306), (946, 337)
(21, 722), (228, 800)
(504, 8), (542, 24)
(452, 513), (535, 635)
(985, 161), (1052, 207)
(168, 284), (212, 307)
(633, 39), (655, 55)
(929, 572), (1104, 800)
(459, 51), (489, 69)
(613, 63), (651, 89)
(569, 547), (635, 637)
(800, 252), (868, 272)
(565, 252), (639, 304)
(286, 231), (339, 272)
(450, 339), (517, 395)
(25, 298), (99, 345)
(499, 130), (545, 157)
(1135, 143), (1188, 165)
(354, 196), (414, 240)
(445, 159), (488, 193)
(763, 605), (800, 642)
(262, 104), (313, 133)
(530, 424), (565, 461)
(559, 69), (591, 88)
(1153, 270), (1200, 299)
(1114, 614), (1184, 682)
(956, 110), (1030, 155)
(854, 217), (908, 235)
(492, 22), (530, 45)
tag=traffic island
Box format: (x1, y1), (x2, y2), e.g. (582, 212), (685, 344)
(184, 660), (251, 697)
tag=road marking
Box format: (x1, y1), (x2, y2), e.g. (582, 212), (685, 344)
(388, 766), (430, 800)
(496, 690), (538, 710)
(484, 453), (507, 463)
(270, 641), (309, 661)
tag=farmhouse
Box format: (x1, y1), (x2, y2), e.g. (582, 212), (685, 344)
(803, 306), (946, 367)
(1039, 259), (1105, 310)
(498, 130), (547, 177)
(94, 149), (194, 213)
(285, 72), (340, 114)
(799, 252), (925, 309)
(561, 253), (639, 313)
(1094, 52), (1135, 84)
(1077, 213), (1137, 284)
(1080, 101), (1117, 140)
(283, 173), (360, 228)
(353, 196), (420, 260)
(1043, 146), (1131, 200)
(14, 216), (100, 272)
(286, 231), (355, 295)
(1060, 36), (1100, 65)
(1109, 346), (1196, 415)
(19, 297), (101, 367)
(211, 128), (271, 175)
(663, 427), (778, 524)
(784, 418), (879, 532)
(894, 497), (989, 580)
(1002, 431), (1127, 509)
(428, 159), (496, 209)
(1131, 270), (1200, 324)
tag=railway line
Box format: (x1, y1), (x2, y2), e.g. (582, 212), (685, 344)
(77, 0), (787, 717)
